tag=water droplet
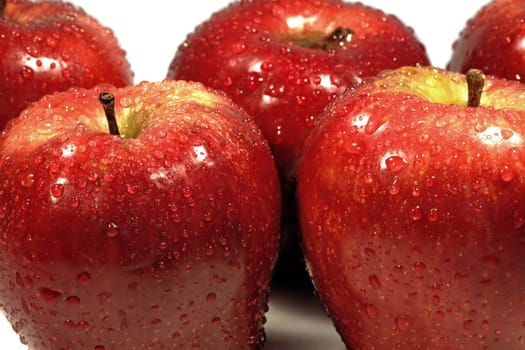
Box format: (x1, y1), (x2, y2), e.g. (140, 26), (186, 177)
(389, 179), (401, 195)
(480, 320), (490, 330)
(77, 272), (92, 286)
(364, 303), (379, 318)
(127, 184), (138, 195)
(345, 140), (365, 155)
(499, 165), (513, 182)
(274, 125), (284, 144)
(501, 129), (514, 140)
(94, 346), (106, 350)
(369, 274), (381, 289)
(21, 66), (34, 79)
(66, 296), (80, 307)
(64, 319), (76, 329)
(38, 287), (62, 306)
(427, 208), (439, 222)
(385, 155), (408, 173)
(21, 174), (35, 187)
(119, 97), (133, 108)
(411, 206), (422, 221)
(463, 319), (473, 330)
(433, 295), (440, 305)
(206, 293), (217, 302)
(231, 42), (246, 54)
(395, 314), (412, 331)
(182, 187), (192, 198)
(106, 223), (120, 238)
(50, 183), (64, 198)
(413, 262), (426, 271)
(364, 117), (384, 135)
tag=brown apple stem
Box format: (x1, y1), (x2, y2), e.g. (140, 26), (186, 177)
(466, 68), (485, 108)
(323, 27), (354, 50)
(99, 92), (120, 136)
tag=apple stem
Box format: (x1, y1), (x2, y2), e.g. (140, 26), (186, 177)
(466, 68), (485, 108)
(322, 27), (354, 50)
(99, 92), (120, 136)
(0, 0), (6, 16)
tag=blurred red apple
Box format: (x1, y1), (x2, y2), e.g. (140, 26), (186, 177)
(448, 0), (525, 82)
(298, 66), (525, 349)
(0, 80), (280, 349)
(0, 0), (134, 129)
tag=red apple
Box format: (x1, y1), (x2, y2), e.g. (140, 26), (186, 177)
(0, 0), (134, 130)
(168, 0), (430, 181)
(0, 80), (281, 349)
(167, 0), (430, 285)
(448, 0), (525, 82)
(298, 66), (525, 349)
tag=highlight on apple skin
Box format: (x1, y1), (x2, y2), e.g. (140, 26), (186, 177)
(298, 66), (525, 349)
(0, 80), (281, 350)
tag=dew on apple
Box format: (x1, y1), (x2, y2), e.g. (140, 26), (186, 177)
(106, 222), (120, 238)
(118, 96), (133, 108)
(384, 154), (408, 173)
(345, 140), (366, 155)
(499, 165), (514, 182)
(394, 314), (412, 331)
(66, 295), (80, 307)
(21, 173), (35, 188)
(411, 206), (423, 221)
(38, 287), (62, 306)
(364, 303), (379, 318)
(50, 183), (65, 198)
(20, 65), (34, 80)
(76, 271), (92, 286)
(369, 274), (381, 289)
(427, 208), (439, 222)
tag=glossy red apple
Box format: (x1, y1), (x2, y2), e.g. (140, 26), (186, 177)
(167, 0), (430, 182)
(0, 0), (134, 130)
(298, 66), (525, 349)
(167, 0), (430, 285)
(448, 0), (525, 82)
(0, 80), (281, 349)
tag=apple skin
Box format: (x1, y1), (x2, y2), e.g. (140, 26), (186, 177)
(0, 0), (134, 130)
(167, 0), (430, 287)
(0, 80), (281, 349)
(298, 66), (525, 349)
(448, 0), (525, 82)
(167, 0), (430, 183)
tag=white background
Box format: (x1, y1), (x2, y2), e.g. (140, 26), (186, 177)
(1, 1), (490, 349)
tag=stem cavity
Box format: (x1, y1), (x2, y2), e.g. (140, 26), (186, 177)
(323, 27), (354, 50)
(466, 68), (485, 108)
(99, 92), (120, 136)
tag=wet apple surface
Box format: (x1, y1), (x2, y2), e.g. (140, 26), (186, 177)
(0, 81), (281, 349)
(0, 0), (134, 130)
(298, 66), (525, 349)
(0, 1), (494, 349)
